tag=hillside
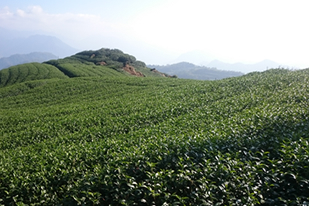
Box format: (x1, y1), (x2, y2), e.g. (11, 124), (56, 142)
(149, 62), (243, 80)
(55, 48), (172, 78)
(0, 48), (170, 87)
(0, 52), (58, 70)
(0, 63), (69, 87)
(0, 66), (309, 205)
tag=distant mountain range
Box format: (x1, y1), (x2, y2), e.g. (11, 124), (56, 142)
(148, 62), (243, 80)
(0, 52), (58, 70)
(206, 59), (283, 74)
(0, 28), (288, 74)
(173, 50), (290, 74)
(0, 29), (78, 58)
(171, 50), (216, 66)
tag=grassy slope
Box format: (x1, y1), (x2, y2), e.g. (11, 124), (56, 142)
(44, 57), (129, 78)
(0, 62), (68, 87)
(45, 49), (166, 78)
(0, 69), (309, 205)
(0, 49), (166, 88)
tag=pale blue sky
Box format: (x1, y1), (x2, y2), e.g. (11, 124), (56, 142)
(0, 1), (163, 23)
(1, 0), (309, 68)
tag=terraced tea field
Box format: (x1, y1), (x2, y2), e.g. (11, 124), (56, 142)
(1, 67), (309, 205)
(0, 63), (68, 87)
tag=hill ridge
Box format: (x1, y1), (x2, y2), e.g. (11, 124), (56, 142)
(0, 48), (171, 87)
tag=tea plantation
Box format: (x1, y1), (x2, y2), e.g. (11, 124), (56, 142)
(0, 66), (309, 205)
(0, 63), (68, 87)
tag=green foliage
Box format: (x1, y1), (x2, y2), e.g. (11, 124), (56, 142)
(45, 48), (165, 78)
(72, 48), (137, 68)
(1, 68), (309, 205)
(0, 49), (169, 88)
(0, 63), (68, 87)
(50, 62), (126, 78)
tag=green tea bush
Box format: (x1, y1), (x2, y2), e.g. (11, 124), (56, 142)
(0, 63), (68, 87)
(0, 68), (309, 205)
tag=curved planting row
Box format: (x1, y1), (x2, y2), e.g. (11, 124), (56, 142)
(0, 69), (309, 205)
(0, 63), (68, 87)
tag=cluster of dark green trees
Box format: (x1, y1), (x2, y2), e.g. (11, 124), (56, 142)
(73, 48), (146, 67)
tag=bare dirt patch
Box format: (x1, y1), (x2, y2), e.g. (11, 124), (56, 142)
(123, 64), (144, 77)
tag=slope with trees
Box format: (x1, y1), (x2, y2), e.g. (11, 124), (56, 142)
(0, 48), (171, 87)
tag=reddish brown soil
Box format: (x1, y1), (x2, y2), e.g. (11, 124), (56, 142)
(150, 68), (176, 78)
(97, 61), (107, 66)
(123, 64), (144, 77)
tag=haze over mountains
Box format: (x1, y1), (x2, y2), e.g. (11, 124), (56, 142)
(148, 62), (243, 80)
(206, 59), (284, 74)
(0, 28), (78, 58)
(0, 28), (296, 75)
(0, 52), (57, 70)
(172, 50), (291, 74)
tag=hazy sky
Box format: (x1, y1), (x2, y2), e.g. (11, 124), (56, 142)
(0, 0), (308, 67)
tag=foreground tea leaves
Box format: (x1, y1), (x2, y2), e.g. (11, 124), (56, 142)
(1, 69), (309, 205)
